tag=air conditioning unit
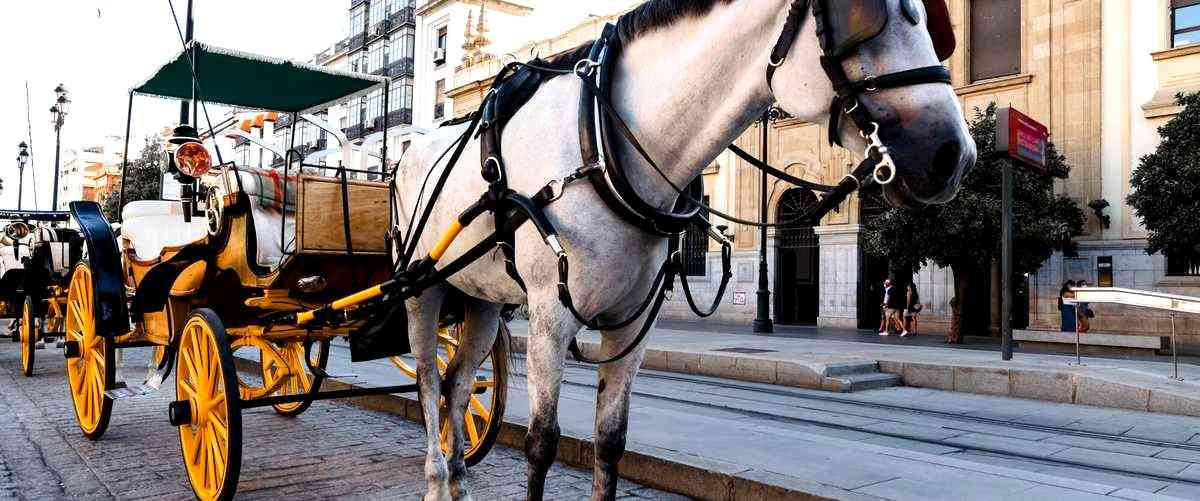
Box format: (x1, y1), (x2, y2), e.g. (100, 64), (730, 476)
(433, 47), (446, 65)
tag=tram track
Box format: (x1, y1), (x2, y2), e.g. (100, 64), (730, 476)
(501, 356), (1200, 488)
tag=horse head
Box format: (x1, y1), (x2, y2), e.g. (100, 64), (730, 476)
(770, 0), (975, 208)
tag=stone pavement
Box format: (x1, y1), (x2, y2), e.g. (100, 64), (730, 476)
(0, 344), (671, 500)
(513, 320), (1200, 418)
(241, 337), (1200, 500)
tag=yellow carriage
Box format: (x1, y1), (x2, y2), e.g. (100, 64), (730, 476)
(64, 42), (508, 501)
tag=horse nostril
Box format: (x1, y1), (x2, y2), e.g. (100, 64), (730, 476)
(930, 140), (963, 184)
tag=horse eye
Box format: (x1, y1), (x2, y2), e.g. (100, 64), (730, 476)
(900, 0), (922, 25)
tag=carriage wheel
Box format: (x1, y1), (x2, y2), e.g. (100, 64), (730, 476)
(392, 322), (509, 466)
(262, 340), (329, 417)
(64, 264), (115, 439)
(19, 296), (37, 377)
(175, 309), (241, 501)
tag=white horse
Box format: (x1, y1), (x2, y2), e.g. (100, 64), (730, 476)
(394, 0), (975, 499)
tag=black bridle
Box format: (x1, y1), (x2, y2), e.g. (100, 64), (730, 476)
(767, 0), (953, 185)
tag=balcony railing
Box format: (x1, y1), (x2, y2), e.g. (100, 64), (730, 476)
(344, 124), (365, 141)
(388, 7), (415, 27)
(348, 32), (367, 52)
(274, 114), (292, 129)
(313, 47), (334, 64)
(350, 0), (367, 8)
(335, 37), (351, 54)
(369, 19), (392, 41)
(372, 57), (414, 78)
(386, 108), (412, 127)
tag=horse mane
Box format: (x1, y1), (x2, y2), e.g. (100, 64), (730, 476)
(542, 0), (736, 72)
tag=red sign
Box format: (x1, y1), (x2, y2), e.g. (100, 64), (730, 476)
(994, 107), (1049, 173)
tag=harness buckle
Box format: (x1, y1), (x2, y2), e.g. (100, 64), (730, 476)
(574, 58), (600, 78)
(860, 122), (897, 186)
(863, 75), (879, 92)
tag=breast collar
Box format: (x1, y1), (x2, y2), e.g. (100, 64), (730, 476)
(578, 24), (702, 238)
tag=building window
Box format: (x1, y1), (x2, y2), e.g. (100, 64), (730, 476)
(1176, 0), (1200, 47)
(970, 0), (1021, 81)
(369, 0), (384, 26)
(670, 196), (710, 277)
(435, 26), (448, 67)
(434, 79), (445, 119)
(1167, 248), (1200, 277)
(368, 43), (386, 73)
(390, 77), (413, 111)
(349, 5), (366, 37)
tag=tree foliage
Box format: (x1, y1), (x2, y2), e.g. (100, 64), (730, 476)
(862, 103), (1084, 336)
(1127, 92), (1200, 260)
(102, 136), (163, 221)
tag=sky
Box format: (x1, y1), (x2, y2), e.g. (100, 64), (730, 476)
(0, 0), (637, 211)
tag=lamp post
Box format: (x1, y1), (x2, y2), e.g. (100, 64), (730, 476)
(16, 142), (29, 210)
(752, 108), (780, 333)
(50, 84), (70, 211)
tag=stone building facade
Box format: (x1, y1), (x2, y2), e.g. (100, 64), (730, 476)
(447, 1), (1200, 349)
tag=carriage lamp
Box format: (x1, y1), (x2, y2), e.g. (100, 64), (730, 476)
(16, 142), (28, 210)
(175, 142), (212, 178)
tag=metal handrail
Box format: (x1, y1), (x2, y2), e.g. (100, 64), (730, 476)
(1065, 287), (1197, 380)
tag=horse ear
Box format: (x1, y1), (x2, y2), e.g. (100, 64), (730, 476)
(922, 0), (956, 61)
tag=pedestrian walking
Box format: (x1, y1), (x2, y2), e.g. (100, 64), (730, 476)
(1058, 280), (1077, 332)
(879, 279), (896, 336)
(903, 283), (922, 336)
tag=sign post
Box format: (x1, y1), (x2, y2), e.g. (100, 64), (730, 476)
(993, 107), (1049, 361)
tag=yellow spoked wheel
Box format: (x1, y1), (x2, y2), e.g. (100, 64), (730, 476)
(261, 340), (328, 417)
(392, 322), (509, 467)
(64, 264), (115, 439)
(175, 309), (241, 501)
(20, 296), (36, 377)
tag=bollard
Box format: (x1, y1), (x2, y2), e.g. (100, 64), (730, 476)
(1072, 304), (1084, 366)
(1170, 312), (1182, 381)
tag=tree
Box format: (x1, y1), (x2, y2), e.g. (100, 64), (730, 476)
(862, 103), (1084, 339)
(1127, 93), (1200, 266)
(102, 136), (163, 220)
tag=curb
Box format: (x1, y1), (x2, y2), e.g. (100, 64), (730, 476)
(513, 334), (1200, 419)
(232, 356), (868, 500)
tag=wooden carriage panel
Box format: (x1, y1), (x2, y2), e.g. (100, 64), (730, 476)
(294, 175), (390, 255)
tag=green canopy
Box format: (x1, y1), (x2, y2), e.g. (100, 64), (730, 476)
(132, 41), (385, 113)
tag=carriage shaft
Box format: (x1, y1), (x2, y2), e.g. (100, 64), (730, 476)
(239, 383), (419, 409)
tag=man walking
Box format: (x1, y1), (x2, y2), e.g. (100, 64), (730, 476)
(879, 279), (899, 336)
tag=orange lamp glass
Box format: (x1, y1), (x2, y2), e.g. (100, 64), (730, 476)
(175, 141), (212, 177)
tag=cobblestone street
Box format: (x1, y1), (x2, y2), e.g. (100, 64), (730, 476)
(0, 343), (669, 500)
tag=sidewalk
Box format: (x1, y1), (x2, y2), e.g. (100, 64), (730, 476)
(508, 320), (1200, 418)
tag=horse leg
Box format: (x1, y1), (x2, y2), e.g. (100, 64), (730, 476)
(524, 300), (577, 500)
(441, 299), (503, 500)
(591, 323), (649, 500)
(409, 285), (453, 501)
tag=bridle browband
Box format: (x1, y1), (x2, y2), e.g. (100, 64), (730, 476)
(767, 0), (953, 185)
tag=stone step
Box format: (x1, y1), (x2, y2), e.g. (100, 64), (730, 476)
(822, 372), (902, 393)
(822, 361), (881, 377)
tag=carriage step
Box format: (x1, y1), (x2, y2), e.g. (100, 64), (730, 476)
(104, 380), (162, 399)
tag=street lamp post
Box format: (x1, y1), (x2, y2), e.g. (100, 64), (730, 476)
(50, 84), (70, 211)
(16, 142), (29, 210)
(752, 109), (775, 333)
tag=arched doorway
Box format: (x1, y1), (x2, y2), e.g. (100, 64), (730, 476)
(775, 188), (820, 325)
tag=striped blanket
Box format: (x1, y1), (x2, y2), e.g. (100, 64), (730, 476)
(238, 167), (296, 212)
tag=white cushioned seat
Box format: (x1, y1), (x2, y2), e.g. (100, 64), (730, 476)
(220, 169), (296, 269)
(121, 201), (209, 261)
(0, 241), (29, 278)
(29, 228), (73, 274)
